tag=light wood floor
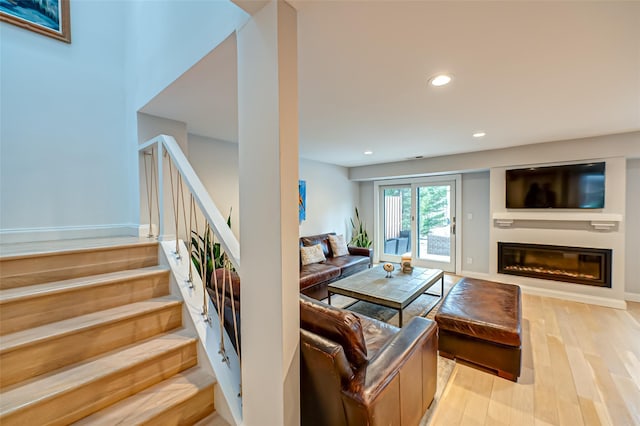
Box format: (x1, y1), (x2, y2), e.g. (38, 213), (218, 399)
(429, 294), (640, 425)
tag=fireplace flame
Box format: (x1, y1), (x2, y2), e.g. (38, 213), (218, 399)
(503, 265), (598, 280)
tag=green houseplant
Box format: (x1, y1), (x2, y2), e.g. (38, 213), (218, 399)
(191, 208), (233, 288)
(349, 207), (372, 248)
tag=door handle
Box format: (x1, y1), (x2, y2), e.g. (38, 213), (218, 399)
(451, 217), (456, 235)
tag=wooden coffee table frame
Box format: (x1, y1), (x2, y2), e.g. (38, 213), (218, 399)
(328, 266), (444, 327)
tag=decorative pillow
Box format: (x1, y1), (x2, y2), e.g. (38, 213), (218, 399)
(328, 234), (349, 257)
(301, 244), (326, 266)
(301, 236), (332, 257)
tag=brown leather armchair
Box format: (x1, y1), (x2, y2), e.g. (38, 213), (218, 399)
(300, 295), (438, 426)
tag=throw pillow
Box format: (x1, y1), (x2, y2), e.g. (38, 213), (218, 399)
(301, 244), (326, 266)
(301, 236), (331, 257)
(328, 234), (349, 257)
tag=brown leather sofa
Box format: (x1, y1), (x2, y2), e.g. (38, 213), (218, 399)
(300, 233), (373, 300)
(206, 268), (242, 352)
(300, 294), (438, 426)
(206, 232), (372, 350)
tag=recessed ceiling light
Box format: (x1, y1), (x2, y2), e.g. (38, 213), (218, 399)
(429, 74), (452, 87)
(473, 132), (486, 138)
(364, 150), (373, 155)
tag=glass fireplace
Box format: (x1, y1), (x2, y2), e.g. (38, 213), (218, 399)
(498, 242), (612, 288)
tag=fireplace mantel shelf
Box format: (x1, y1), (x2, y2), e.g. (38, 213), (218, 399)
(492, 212), (622, 230)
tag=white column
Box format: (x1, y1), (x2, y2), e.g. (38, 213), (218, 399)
(237, 1), (300, 425)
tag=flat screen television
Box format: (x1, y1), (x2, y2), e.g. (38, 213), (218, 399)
(505, 162), (605, 209)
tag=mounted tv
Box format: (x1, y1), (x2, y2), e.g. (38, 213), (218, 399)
(506, 162), (605, 209)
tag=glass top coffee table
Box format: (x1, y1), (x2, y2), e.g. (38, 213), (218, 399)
(328, 265), (444, 327)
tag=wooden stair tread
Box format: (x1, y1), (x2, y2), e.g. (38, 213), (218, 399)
(0, 239), (224, 424)
(0, 256), (158, 289)
(0, 296), (181, 353)
(0, 237), (157, 259)
(0, 331), (197, 416)
(74, 366), (215, 425)
(0, 266), (169, 304)
(0, 241), (159, 290)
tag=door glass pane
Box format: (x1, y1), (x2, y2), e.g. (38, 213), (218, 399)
(382, 187), (411, 256)
(417, 185), (451, 262)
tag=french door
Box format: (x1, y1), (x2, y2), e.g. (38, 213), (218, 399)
(378, 177), (458, 273)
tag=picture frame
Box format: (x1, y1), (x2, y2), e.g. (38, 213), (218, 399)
(298, 180), (306, 222)
(0, 0), (71, 43)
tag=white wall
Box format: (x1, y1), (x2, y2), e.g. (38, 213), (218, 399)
(137, 113), (188, 152)
(358, 181), (375, 242)
(188, 134), (239, 236)
(353, 133), (639, 304)
(123, 1), (248, 229)
(461, 172), (490, 273)
(299, 159), (360, 238)
(626, 159), (640, 298)
(135, 114), (189, 238)
(489, 157), (627, 307)
(127, 0), (248, 111)
(0, 0), (131, 241)
(350, 131), (640, 181)
(0, 0), (245, 240)
(187, 138), (359, 240)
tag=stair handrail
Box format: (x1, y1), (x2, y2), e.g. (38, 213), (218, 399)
(138, 134), (243, 425)
(138, 135), (240, 270)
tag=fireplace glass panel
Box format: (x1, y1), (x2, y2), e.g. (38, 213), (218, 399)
(498, 243), (611, 287)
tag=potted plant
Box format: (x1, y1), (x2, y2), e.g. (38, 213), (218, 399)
(349, 207), (372, 248)
(191, 208), (233, 289)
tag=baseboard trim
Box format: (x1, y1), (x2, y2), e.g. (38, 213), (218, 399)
(0, 224), (139, 244)
(459, 270), (491, 280)
(517, 284), (627, 310)
(625, 292), (640, 303)
(137, 224), (158, 238)
(458, 270), (626, 309)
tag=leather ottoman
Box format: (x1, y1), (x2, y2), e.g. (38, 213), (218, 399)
(434, 278), (522, 381)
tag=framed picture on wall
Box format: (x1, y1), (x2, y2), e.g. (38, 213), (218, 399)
(0, 0), (71, 43)
(299, 180), (306, 222)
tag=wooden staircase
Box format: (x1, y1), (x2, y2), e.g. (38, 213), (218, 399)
(0, 238), (227, 425)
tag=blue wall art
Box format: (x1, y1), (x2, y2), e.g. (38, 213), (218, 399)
(0, 0), (70, 43)
(299, 180), (306, 222)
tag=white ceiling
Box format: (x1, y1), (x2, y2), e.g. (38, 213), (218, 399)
(141, 33), (238, 143)
(141, 1), (640, 168)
